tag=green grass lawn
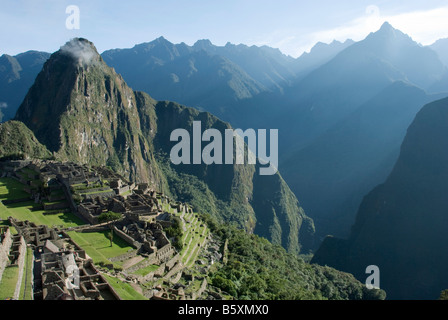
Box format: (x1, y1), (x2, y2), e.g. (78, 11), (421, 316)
(0, 201), (83, 228)
(79, 189), (113, 195)
(0, 178), (30, 201)
(132, 263), (159, 276)
(0, 177), (84, 228)
(102, 274), (147, 300)
(0, 266), (19, 300)
(67, 230), (133, 266)
(18, 247), (33, 300)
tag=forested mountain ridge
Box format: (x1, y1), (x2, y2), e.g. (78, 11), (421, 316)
(12, 38), (315, 255)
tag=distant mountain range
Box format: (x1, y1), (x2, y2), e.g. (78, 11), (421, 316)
(282, 81), (447, 237)
(0, 51), (50, 122)
(0, 35), (355, 124)
(430, 38), (448, 67)
(1, 23), (447, 240)
(277, 22), (448, 238)
(9, 38), (315, 255)
(312, 96), (448, 299)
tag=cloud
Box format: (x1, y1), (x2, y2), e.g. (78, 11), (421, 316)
(385, 6), (448, 45)
(297, 5), (448, 56)
(60, 38), (98, 66)
(306, 5), (383, 48)
(0, 102), (7, 109)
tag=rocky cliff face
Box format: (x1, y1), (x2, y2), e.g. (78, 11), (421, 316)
(0, 50), (50, 122)
(0, 120), (51, 160)
(15, 39), (163, 185)
(14, 38), (315, 254)
(312, 97), (448, 299)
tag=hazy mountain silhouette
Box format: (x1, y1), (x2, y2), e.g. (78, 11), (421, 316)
(282, 81), (447, 238)
(14, 38), (315, 255)
(0, 51), (50, 121)
(294, 39), (355, 79)
(312, 96), (448, 299)
(277, 22), (447, 152)
(430, 38), (448, 67)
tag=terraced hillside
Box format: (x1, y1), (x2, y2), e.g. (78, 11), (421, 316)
(0, 159), (384, 300)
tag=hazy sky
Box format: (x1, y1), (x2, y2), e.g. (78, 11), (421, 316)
(1, 0), (448, 57)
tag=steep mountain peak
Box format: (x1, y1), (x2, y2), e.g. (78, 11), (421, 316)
(193, 39), (214, 49)
(379, 21), (394, 31)
(430, 38), (448, 67)
(59, 38), (101, 67)
(301, 39), (355, 59)
(151, 36), (173, 45)
(366, 21), (412, 43)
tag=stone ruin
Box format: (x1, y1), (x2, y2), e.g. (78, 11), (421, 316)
(114, 218), (172, 258)
(0, 226), (27, 300)
(1, 159), (216, 300)
(8, 217), (120, 300)
(40, 243), (120, 300)
(9, 218), (60, 248)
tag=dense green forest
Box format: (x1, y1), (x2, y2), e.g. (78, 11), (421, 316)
(202, 213), (385, 300)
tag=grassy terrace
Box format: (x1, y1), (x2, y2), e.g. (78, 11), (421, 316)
(0, 266), (19, 300)
(0, 201), (83, 229)
(174, 209), (209, 267)
(0, 178), (30, 201)
(19, 247), (34, 300)
(78, 189), (114, 196)
(132, 264), (159, 276)
(0, 178), (83, 228)
(67, 230), (133, 268)
(102, 274), (147, 300)
(1, 176), (212, 299)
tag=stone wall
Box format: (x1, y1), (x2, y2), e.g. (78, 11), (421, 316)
(156, 244), (174, 263)
(1, 197), (32, 205)
(76, 206), (99, 225)
(124, 252), (158, 274)
(190, 278), (208, 300)
(0, 228), (12, 283)
(109, 249), (138, 263)
(153, 263), (166, 277)
(112, 226), (140, 249)
(81, 191), (116, 201)
(170, 271), (183, 284)
(43, 201), (69, 211)
(165, 253), (180, 270)
(13, 236), (27, 300)
(164, 262), (183, 279)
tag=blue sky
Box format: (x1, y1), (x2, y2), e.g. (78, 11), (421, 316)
(1, 0), (448, 57)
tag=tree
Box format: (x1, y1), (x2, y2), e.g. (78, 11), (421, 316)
(98, 211), (122, 246)
(164, 215), (183, 251)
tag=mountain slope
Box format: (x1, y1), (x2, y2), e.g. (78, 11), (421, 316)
(275, 22), (447, 153)
(15, 39), (163, 185)
(102, 38), (266, 119)
(0, 120), (52, 160)
(192, 39), (297, 90)
(293, 39), (355, 79)
(0, 51), (50, 121)
(430, 38), (448, 67)
(136, 50), (265, 118)
(312, 96), (448, 299)
(14, 38), (315, 254)
(282, 81), (447, 238)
